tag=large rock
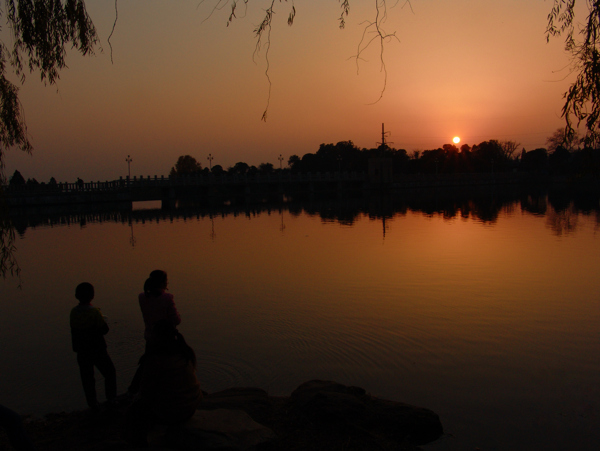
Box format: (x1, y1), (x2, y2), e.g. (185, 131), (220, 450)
(290, 380), (443, 446)
(199, 387), (272, 422)
(166, 408), (275, 450)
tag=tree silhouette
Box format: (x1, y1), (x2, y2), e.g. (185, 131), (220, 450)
(499, 140), (521, 160)
(258, 162), (274, 173)
(546, 128), (580, 153)
(169, 155), (202, 177)
(0, 1), (97, 183)
(9, 170), (25, 186)
(287, 155), (301, 172)
(211, 164), (224, 175)
(228, 162), (250, 175)
(546, 1), (600, 146)
(520, 148), (548, 173)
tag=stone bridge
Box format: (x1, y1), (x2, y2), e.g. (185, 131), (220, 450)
(4, 172), (369, 207)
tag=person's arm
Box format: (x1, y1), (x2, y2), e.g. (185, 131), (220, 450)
(95, 308), (110, 335)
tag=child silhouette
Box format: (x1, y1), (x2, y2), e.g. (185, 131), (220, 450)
(70, 282), (117, 409)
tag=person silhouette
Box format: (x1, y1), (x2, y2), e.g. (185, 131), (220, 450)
(69, 282), (117, 409)
(128, 270), (181, 394)
(124, 320), (202, 447)
(139, 270), (181, 343)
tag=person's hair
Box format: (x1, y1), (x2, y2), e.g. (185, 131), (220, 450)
(75, 282), (94, 303)
(144, 270), (168, 297)
(150, 320), (196, 367)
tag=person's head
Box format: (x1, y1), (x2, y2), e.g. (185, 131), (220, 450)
(144, 270), (168, 296)
(75, 282), (94, 304)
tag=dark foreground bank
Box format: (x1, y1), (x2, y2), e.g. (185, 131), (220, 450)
(1, 380), (443, 451)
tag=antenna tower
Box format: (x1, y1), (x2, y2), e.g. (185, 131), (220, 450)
(376, 123), (393, 148)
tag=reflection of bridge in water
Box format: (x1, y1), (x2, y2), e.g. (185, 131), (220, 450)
(8, 195), (371, 238)
(5, 172), (369, 208)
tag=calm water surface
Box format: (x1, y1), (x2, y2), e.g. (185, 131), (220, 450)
(1, 194), (599, 450)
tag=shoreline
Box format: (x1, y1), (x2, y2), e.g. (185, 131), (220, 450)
(3, 380), (443, 451)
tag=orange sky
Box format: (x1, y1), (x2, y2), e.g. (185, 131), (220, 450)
(3, 0), (577, 182)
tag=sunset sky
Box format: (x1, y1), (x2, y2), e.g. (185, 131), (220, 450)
(3, 0), (579, 182)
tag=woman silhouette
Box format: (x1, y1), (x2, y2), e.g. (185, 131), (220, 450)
(128, 270), (181, 394)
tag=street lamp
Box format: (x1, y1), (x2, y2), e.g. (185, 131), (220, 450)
(207, 154), (213, 170)
(278, 154), (284, 170)
(125, 155), (132, 178)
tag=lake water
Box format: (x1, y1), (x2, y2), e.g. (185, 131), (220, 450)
(1, 189), (599, 450)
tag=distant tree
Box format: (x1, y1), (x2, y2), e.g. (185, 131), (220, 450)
(258, 162), (274, 173)
(288, 155), (301, 172)
(8, 170), (25, 186)
(26, 178), (39, 187)
(546, 128), (580, 153)
(306, 141), (366, 173)
(47, 176), (58, 191)
(169, 155), (202, 177)
(417, 148), (442, 174)
(436, 144), (460, 173)
(471, 140), (512, 172)
(520, 148), (548, 173)
(570, 148), (600, 175)
(314, 143), (342, 172)
(228, 162), (250, 175)
(549, 146), (572, 175)
(499, 140), (521, 160)
(211, 164), (224, 175)
(386, 147), (410, 174)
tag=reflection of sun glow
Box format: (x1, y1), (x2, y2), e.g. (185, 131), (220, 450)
(453, 136), (461, 144)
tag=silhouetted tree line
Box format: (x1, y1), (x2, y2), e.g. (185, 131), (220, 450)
(513, 144), (595, 176)
(7, 170), (59, 190)
(7, 136), (600, 191)
(287, 139), (600, 176)
(169, 154), (277, 178)
(169, 136), (600, 180)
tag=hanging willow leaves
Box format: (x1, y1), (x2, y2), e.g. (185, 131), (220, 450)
(0, 1), (98, 278)
(546, 0), (600, 147)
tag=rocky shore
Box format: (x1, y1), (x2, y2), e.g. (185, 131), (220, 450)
(4, 380), (443, 450)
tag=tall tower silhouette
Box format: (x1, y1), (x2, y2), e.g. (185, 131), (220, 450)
(376, 123), (393, 150)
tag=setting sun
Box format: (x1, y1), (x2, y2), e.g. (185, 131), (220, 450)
(453, 136), (461, 144)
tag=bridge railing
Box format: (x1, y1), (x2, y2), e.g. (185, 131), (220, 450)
(3, 171), (368, 195)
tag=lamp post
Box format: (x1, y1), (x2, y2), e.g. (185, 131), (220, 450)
(278, 154), (284, 170)
(207, 154), (213, 170)
(125, 155), (132, 178)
